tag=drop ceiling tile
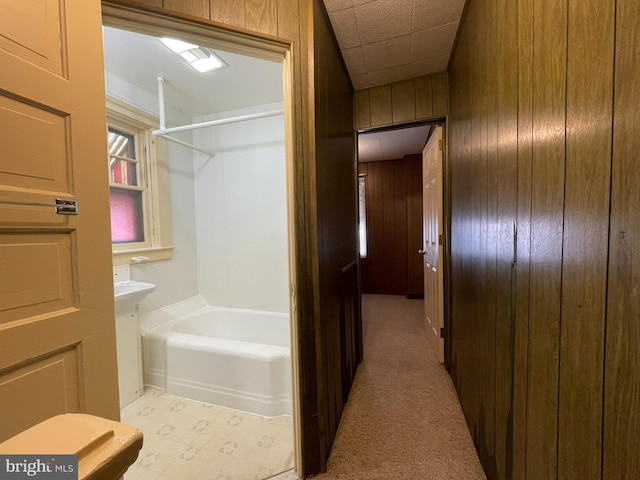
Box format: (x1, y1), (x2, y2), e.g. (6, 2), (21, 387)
(354, 0), (413, 45)
(412, 0), (466, 32)
(328, 8), (361, 49)
(323, 0), (353, 12)
(366, 64), (411, 87)
(409, 55), (450, 77)
(351, 73), (370, 90)
(342, 47), (367, 75)
(410, 22), (459, 62)
(362, 35), (411, 72)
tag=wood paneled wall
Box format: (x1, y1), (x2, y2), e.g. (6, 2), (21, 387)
(448, 1), (513, 476)
(104, 0), (359, 476)
(312, 0), (360, 470)
(406, 157), (424, 295)
(448, 0), (639, 479)
(354, 73), (447, 130)
(359, 155), (423, 296)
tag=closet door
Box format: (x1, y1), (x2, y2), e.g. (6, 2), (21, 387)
(0, 0), (119, 440)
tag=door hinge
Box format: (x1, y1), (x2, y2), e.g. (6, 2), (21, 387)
(440, 327), (446, 338)
(438, 234), (446, 246)
(438, 139), (443, 150)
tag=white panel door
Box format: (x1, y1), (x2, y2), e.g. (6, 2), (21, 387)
(422, 126), (444, 362)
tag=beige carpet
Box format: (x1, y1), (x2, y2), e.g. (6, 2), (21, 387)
(313, 294), (486, 480)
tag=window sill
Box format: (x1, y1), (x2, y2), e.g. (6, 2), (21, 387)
(112, 246), (174, 266)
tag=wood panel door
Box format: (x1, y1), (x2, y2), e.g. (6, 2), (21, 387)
(422, 126), (444, 362)
(0, 0), (119, 441)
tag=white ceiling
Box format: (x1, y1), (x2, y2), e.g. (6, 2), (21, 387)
(323, 0), (466, 90)
(102, 25), (434, 162)
(102, 27), (283, 118)
(358, 124), (431, 162)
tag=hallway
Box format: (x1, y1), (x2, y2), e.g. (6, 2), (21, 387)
(314, 295), (485, 479)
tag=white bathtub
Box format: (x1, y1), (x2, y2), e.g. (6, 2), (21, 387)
(143, 306), (292, 417)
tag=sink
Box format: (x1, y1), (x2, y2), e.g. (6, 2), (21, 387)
(114, 281), (156, 314)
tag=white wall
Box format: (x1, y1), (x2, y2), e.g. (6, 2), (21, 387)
(105, 72), (199, 314)
(194, 103), (289, 313)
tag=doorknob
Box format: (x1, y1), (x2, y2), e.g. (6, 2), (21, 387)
(418, 249), (426, 255)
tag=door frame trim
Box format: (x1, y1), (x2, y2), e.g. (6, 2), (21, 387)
(101, 3), (303, 474)
(355, 118), (452, 370)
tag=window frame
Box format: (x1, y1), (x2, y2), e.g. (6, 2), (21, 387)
(106, 96), (173, 265)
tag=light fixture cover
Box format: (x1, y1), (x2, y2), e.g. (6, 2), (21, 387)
(159, 37), (197, 54)
(158, 37), (227, 73)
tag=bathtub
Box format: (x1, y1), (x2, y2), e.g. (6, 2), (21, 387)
(143, 306), (292, 417)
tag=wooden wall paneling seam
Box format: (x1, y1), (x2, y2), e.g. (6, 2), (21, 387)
(392, 80), (416, 124)
(163, 0), (209, 18)
(432, 72), (448, 118)
(406, 158), (416, 293)
(513, 0), (534, 476)
(210, 0), (246, 27)
(406, 155), (424, 295)
(395, 159), (408, 294)
(369, 84), (392, 127)
(415, 75), (434, 120)
(382, 161), (395, 292)
(525, 0), (567, 478)
(494, 0), (519, 476)
(484, 0), (499, 469)
(603, 0), (640, 477)
(557, 0), (614, 478)
(245, 0), (278, 36)
(355, 90), (371, 130)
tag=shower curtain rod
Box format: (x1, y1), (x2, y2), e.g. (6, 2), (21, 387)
(151, 76), (284, 156)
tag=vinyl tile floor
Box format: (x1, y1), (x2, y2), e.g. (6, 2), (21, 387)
(121, 387), (294, 480)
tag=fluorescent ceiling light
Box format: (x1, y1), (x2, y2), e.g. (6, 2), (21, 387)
(179, 50), (198, 63)
(158, 37), (227, 73)
(159, 37), (197, 54)
(191, 56), (225, 73)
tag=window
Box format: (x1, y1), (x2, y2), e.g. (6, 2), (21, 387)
(108, 127), (145, 243)
(358, 176), (367, 258)
(106, 97), (173, 265)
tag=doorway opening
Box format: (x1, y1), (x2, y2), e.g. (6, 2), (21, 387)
(357, 122), (449, 365)
(102, 7), (300, 479)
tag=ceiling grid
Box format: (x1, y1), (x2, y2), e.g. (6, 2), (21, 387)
(323, 0), (466, 89)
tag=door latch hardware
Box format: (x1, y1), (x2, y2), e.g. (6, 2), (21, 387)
(55, 198), (79, 215)
(0, 198), (78, 215)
